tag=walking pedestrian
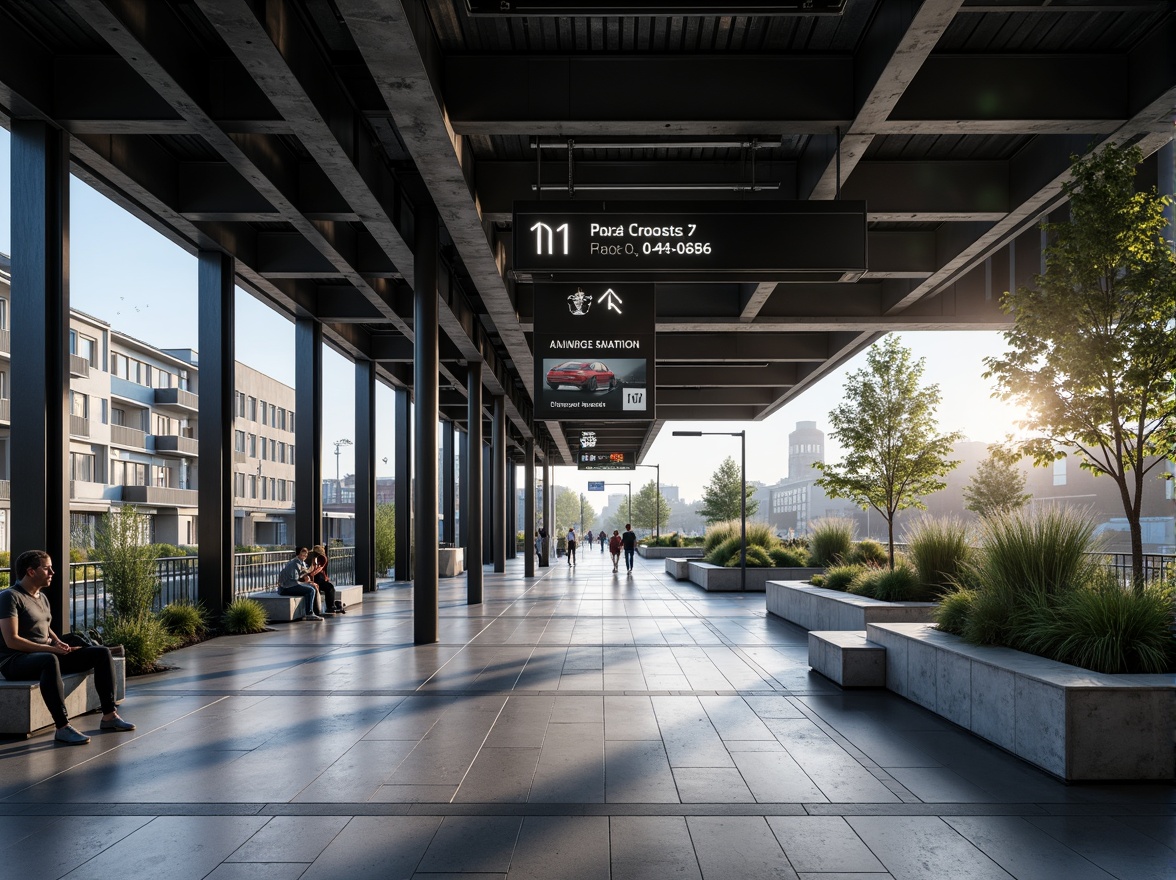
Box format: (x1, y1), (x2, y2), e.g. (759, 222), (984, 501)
(622, 524), (637, 573)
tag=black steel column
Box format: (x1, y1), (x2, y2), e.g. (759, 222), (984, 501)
(539, 453), (550, 567)
(195, 251), (235, 615)
(294, 317), (323, 549)
(483, 443), (493, 565)
(442, 420), (455, 545)
(524, 437), (535, 577)
(394, 387), (411, 582)
(355, 358), (376, 592)
(491, 395), (506, 573)
(458, 425), (469, 549)
(11, 120), (70, 631)
(506, 457), (517, 559)
(465, 361), (483, 604)
(413, 207), (440, 645)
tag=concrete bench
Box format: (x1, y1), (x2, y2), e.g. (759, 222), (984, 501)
(249, 584), (366, 622)
(0, 657), (127, 737)
(665, 557), (693, 580)
(808, 630), (886, 688)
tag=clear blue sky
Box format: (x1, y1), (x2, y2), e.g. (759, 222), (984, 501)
(0, 127), (1022, 501)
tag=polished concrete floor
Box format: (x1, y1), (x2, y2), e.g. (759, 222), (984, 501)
(1, 551), (1172, 879)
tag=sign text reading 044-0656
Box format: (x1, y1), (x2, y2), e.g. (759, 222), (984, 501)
(513, 201), (867, 275)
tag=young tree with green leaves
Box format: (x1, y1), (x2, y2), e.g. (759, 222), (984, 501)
(554, 487), (595, 534)
(815, 335), (962, 568)
(374, 503), (395, 574)
(630, 480), (672, 536)
(963, 447), (1031, 519)
(699, 456), (758, 523)
(983, 143), (1176, 591)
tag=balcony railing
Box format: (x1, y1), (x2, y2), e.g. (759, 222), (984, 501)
(111, 423), (148, 448)
(0, 480), (9, 500)
(121, 485), (200, 507)
(69, 414), (90, 437)
(154, 434), (199, 456)
(6, 547), (364, 630)
(154, 387), (199, 413)
(0, 397), (9, 422)
(0, 328), (9, 354)
(69, 354), (91, 377)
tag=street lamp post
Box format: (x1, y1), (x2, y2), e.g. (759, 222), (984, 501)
(333, 438), (352, 504)
(672, 430), (746, 590)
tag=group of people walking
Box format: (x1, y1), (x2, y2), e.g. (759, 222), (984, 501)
(540, 524), (638, 574)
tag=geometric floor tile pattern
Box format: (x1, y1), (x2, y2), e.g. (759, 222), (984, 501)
(1, 552), (1172, 878)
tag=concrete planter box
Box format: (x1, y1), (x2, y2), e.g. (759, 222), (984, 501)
(687, 561), (824, 592)
(767, 581), (937, 631)
(638, 545), (704, 559)
(867, 622), (1176, 782)
(665, 557), (694, 580)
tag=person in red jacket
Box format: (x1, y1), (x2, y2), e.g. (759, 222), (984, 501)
(608, 530), (623, 572)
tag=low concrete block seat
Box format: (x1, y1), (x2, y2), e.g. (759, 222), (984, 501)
(665, 557), (692, 580)
(808, 630), (886, 688)
(0, 657), (126, 737)
(335, 584), (364, 607)
(249, 592), (306, 621)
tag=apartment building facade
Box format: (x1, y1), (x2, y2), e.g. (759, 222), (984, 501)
(0, 253), (299, 551)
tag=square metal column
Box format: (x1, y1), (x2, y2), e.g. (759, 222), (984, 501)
(442, 419), (456, 545)
(492, 395), (506, 573)
(355, 358), (376, 592)
(196, 251), (236, 614)
(294, 317), (323, 549)
(465, 361), (483, 604)
(11, 120), (70, 631)
(413, 207), (440, 645)
(393, 386), (412, 582)
(524, 437), (535, 577)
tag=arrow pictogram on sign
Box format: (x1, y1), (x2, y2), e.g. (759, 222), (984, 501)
(598, 288), (623, 314)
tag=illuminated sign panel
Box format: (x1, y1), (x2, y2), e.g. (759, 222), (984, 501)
(514, 200), (867, 276)
(578, 450), (636, 471)
(534, 283), (655, 421)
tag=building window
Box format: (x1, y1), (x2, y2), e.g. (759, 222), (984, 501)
(70, 452), (96, 482)
(260, 400), (268, 426)
(1053, 458), (1067, 486)
(0, 298), (7, 330)
(260, 478), (268, 500)
(155, 414), (172, 436)
(247, 396), (257, 421)
(249, 475), (257, 499)
(270, 438), (276, 460)
(269, 403), (277, 427)
(234, 430), (246, 453)
(234, 473), (245, 497)
(278, 442), (286, 464)
(69, 390), (88, 419)
(289, 411), (295, 433)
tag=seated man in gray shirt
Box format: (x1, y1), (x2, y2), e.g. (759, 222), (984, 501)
(277, 547), (323, 621)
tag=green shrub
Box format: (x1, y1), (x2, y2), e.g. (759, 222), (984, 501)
(770, 546), (810, 567)
(809, 574), (826, 587)
(823, 563), (866, 592)
(808, 518), (855, 567)
(904, 516), (972, 597)
(703, 520), (740, 555)
(726, 544), (774, 567)
(845, 539), (889, 567)
(974, 506), (1098, 602)
(223, 598), (268, 634)
(159, 601), (207, 639)
(847, 566), (884, 598)
(95, 507), (159, 619)
(150, 543), (187, 559)
(99, 614), (176, 676)
(1016, 573), (1175, 674)
(744, 521), (778, 549)
(870, 563), (924, 602)
(706, 534), (744, 566)
(645, 532), (687, 548)
(935, 587), (978, 636)
(0, 550), (9, 588)
(235, 544), (265, 554)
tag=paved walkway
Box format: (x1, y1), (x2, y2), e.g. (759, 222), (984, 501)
(1, 551), (1172, 879)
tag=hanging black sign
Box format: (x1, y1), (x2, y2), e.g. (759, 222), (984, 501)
(514, 200), (867, 275)
(533, 282), (655, 420)
(578, 450), (637, 470)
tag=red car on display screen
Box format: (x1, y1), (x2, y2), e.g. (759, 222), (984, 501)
(546, 361), (616, 392)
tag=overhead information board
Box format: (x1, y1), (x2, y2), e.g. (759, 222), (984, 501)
(514, 200), (867, 275)
(578, 450), (636, 471)
(534, 282), (655, 420)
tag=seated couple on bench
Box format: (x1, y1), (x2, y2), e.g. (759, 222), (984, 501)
(0, 550), (135, 745)
(278, 545), (345, 620)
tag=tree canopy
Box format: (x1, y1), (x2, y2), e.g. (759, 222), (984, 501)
(629, 480), (672, 535)
(699, 456), (758, 523)
(983, 143), (1176, 589)
(963, 447), (1031, 519)
(814, 335), (962, 567)
(554, 487), (595, 534)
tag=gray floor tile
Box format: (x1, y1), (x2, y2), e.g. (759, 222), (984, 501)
(417, 816), (522, 873)
(796, 874), (895, 880)
(454, 746), (541, 802)
(766, 817), (886, 873)
(606, 739), (680, 802)
(0, 816), (153, 880)
(674, 767), (756, 802)
(509, 816), (610, 880)
(293, 739), (417, 802)
(228, 816), (351, 863)
(1026, 816), (1176, 880)
(299, 816), (441, 880)
(204, 864), (310, 880)
(847, 816), (1015, 879)
(653, 696), (734, 768)
(687, 816), (799, 880)
(890, 767), (1004, 803)
(731, 749), (827, 803)
(945, 816), (1116, 880)
(611, 816), (703, 880)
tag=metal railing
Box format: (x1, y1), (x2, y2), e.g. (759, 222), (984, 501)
(111, 423), (148, 448)
(69, 414), (90, 437)
(1092, 552), (1174, 586)
(69, 354), (90, 377)
(0, 547), (358, 631)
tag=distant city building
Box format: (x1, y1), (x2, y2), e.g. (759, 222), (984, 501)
(762, 421), (859, 537)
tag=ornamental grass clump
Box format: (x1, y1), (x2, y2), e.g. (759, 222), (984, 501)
(932, 506), (1175, 674)
(159, 600), (208, 640)
(807, 518), (855, 567)
(904, 515), (972, 598)
(845, 539), (889, 567)
(847, 561), (922, 601)
(823, 563), (866, 592)
(99, 614), (176, 676)
(222, 598), (269, 635)
(702, 520), (788, 567)
(770, 546), (810, 567)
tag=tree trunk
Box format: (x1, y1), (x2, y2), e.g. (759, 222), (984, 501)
(1129, 516), (1145, 594)
(886, 514), (895, 571)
